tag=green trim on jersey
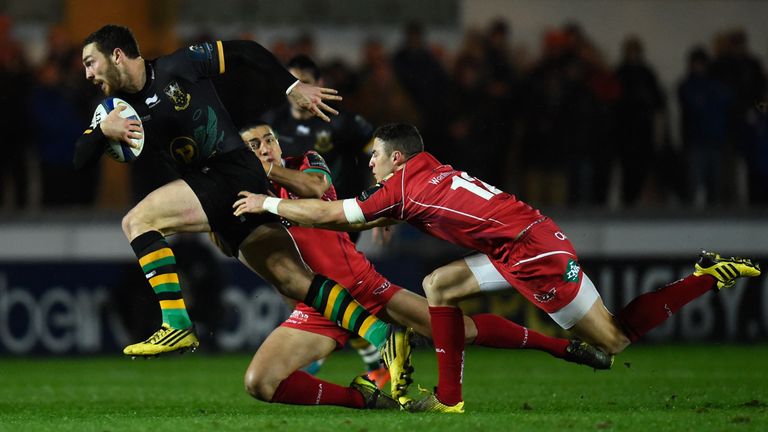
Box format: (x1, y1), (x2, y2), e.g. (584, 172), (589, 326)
(303, 168), (333, 185)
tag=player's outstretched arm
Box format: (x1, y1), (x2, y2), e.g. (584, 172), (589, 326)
(233, 191), (348, 225)
(222, 40), (341, 122)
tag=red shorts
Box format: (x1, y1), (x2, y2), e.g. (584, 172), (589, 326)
(491, 218), (582, 313)
(279, 270), (401, 348)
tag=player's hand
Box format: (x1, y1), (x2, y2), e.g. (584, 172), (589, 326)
(100, 105), (143, 148)
(287, 81), (342, 122)
(372, 225), (395, 246)
(233, 191), (267, 216)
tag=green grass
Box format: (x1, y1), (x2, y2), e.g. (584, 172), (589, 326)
(1, 345), (767, 431)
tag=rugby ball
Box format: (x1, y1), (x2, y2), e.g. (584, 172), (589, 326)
(90, 97), (144, 162)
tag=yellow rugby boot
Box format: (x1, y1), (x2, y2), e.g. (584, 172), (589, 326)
(381, 326), (414, 402)
(350, 374), (401, 409)
(694, 251), (761, 290)
(123, 324), (199, 357)
(405, 391), (465, 414)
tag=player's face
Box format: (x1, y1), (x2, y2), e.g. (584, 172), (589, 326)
(82, 43), (121, 96)
(242, 125), (282, 163)
(369, 138), (396, 182)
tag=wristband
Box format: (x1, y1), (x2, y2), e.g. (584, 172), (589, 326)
(263, 197), (282, 215)
(285, 79), (300, 95)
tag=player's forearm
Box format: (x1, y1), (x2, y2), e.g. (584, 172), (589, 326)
(222, 40), (296, 92)
(268, 164), (328, 199)
(73, 125), (105, 170)
(274, 198), (347, 225)
(312, 217), (396, 232)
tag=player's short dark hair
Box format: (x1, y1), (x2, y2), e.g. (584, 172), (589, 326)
(287, 55), (321, 80)
(83, 24), (141, 59)
(373, 123), (424, 158)
(239, 122), (272, 136)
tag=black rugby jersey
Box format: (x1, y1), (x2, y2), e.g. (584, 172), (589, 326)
(261, 104), (374, 199)
(75, 40), (295, 175)
(120, 42), (241, 170)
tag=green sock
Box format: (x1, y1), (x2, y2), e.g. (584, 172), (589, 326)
(305, 275), (388, 348)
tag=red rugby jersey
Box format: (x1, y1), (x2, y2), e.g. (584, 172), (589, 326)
(348, 152), (543, 262)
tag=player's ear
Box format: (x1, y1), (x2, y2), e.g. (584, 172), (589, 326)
(112, 47), (124, 65)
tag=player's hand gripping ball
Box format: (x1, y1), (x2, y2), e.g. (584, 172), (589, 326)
(90, 97), (144, 162)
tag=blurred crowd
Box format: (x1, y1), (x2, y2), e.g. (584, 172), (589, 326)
(1, 16), (767, 211)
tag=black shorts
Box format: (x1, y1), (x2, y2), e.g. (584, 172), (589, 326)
(184, 147), (278, 255)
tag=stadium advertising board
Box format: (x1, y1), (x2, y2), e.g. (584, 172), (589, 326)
(0, 258), (766, 355)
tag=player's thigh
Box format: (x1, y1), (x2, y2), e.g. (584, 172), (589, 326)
(423, 257), (486, 305)
(245, 326), (337, 392)
(382, 289), (432, 337)
(568, 298), (630, 355)
(238, 223), (314, 299)
(124, 179), (210, 237)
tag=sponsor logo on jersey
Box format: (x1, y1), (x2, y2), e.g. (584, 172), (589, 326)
(563, 259), (580, 282)
(305, 151), (330, 171)
(170, 136), (198, 164)
(373, 280), (391, 295)
(164, 81), (191, 111)
(187, 43), (212, 62)
(287, 309), (310, 323)
(428, 170), (456, 185)
(533, 287), (557, 303)
(314, 130), (333, 153)
(296, 124), (310, 136)
(358, 183), (383, 202)
(144, 93), (160, 108)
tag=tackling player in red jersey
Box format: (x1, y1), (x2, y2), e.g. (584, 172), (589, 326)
(233, 123), (760, 413)
(238, 124), (612, 410)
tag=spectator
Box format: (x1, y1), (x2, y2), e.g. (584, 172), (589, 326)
(615, 36), (666, 206)
(31, 58), (97, 206)
(391, 21), (450, 161)
(678, 47), (731, 207)
(0, 15), (32, 208)
(352, 38), (421, 129)
(710, 29), (767, 205)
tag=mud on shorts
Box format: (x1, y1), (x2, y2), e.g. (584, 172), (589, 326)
(183, 147), (278, 256)
(280, 271), (402, 348)
(464, 219), (600, 329)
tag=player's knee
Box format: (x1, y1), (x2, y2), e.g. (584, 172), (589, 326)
(121, 207), (151, 239)
(243, 368), (278, 402)
(422, 270), (452, 304)
(121, 211), (136, 238)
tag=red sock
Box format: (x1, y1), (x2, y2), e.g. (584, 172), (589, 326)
(271, 371), (365, 408)
(615, 274), (716, 342)
(429, 306), (465, 406)
(471, 313), (569, 357)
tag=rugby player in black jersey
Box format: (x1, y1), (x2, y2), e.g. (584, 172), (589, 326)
(74, 25), (411, 375)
